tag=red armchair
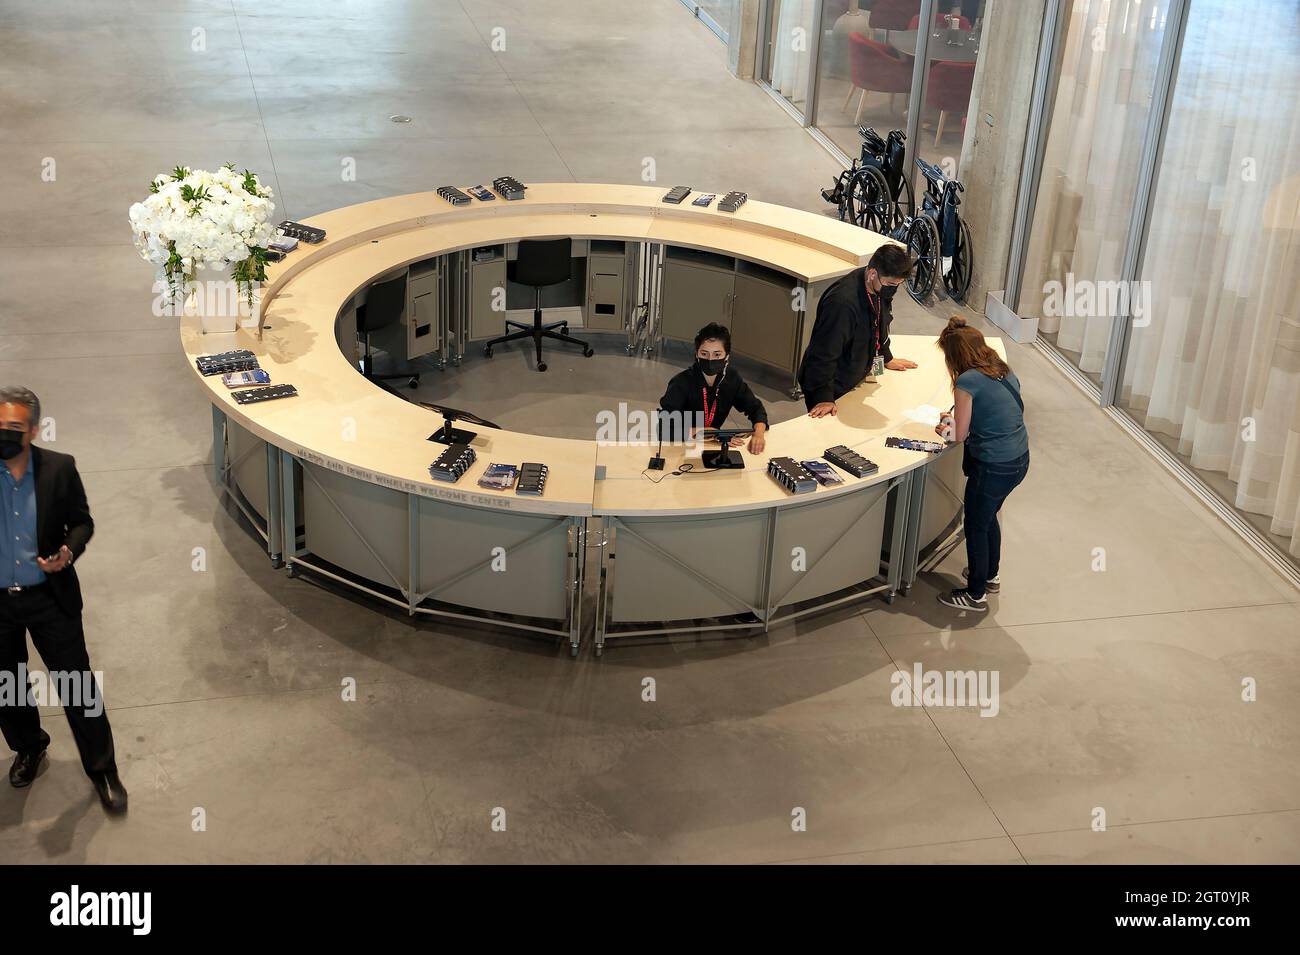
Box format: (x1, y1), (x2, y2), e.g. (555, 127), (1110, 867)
(925, 60), (975, 144)
(845, 32), (913, 124)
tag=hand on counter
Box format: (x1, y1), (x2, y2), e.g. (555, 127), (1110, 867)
(807, 401), (837, 418)
(747, 424), (766, 455)
(885, 358), (918, 371)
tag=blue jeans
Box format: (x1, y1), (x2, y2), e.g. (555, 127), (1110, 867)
(963, 451), (1029, 599)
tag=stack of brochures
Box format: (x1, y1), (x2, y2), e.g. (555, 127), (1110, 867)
(477, 463), (519, 490)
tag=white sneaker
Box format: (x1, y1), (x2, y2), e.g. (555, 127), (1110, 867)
(938, 589), (987, 612)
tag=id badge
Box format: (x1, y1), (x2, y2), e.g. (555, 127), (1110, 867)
(869, 355), (885, 378)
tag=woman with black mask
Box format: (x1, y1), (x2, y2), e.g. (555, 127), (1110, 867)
(657, 323), (768, 454)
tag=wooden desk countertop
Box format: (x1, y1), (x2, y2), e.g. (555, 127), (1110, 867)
(181, 185), (987, 518)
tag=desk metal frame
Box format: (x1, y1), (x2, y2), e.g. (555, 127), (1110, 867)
(590, 468), (925, 655)
(214, 407), (959, 658)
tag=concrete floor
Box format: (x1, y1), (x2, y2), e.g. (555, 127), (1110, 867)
(1, 0), (1297, 864)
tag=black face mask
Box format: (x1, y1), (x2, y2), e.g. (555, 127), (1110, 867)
(879, 283), (898, 301)
(697, 357), (727, 377)
(0, 429), (24, 460)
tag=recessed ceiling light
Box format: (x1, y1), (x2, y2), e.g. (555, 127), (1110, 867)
(389, 114), (413, 124)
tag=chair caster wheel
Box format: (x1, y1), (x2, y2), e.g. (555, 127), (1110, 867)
(885, 592), (895, 604)
(583, 347), (594, 357)
(569, 644), (579, 658)
(560, 324), (569, 334)
(537, 361), (547, 372)
(407, 377), (419, 389)
(271, 555), (283, 569)
(287, 564), (298, 579)
(594, 646), (604, 658)
(483, 346), (493, 358)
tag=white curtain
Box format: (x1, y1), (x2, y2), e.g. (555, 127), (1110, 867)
(1120, 0), (1300, 556)
(770, 0), (815, 104)
(1019, 0), (1168, 374)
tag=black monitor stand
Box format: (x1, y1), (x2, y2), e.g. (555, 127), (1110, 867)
(423, 403), (500, 446)
(700, 428), (751, 469)
(703, 448), (743, 469)
(429, 415), (477, 446)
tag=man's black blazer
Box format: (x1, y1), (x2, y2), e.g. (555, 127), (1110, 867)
(30, 445), (94, 614)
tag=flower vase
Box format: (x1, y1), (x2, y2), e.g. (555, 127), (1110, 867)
(184, 267), (246, 335)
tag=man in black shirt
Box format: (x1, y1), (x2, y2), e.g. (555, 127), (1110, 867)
(798, 244), (918, 417)
(658, 323), (768, 454)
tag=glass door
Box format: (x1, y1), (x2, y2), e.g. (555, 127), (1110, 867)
(763, 0), (819, 116)
(1116, 0), (1300, 562)
(1015, 0), (1170, 386)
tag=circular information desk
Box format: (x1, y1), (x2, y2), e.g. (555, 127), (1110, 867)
(181, 184), (983, 655)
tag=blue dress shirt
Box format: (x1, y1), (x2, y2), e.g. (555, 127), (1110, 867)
(0, 455), (46, 588)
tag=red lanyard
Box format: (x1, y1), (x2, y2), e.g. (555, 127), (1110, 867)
(867, 290), (881, 350)
(701, 385), (718, 429)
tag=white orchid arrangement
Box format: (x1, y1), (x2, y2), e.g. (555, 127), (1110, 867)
(128, 163), (275, 309)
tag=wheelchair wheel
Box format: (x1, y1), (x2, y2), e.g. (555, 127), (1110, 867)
(905, 214), (941, 302)
(847, 166), (892, 233)
(942, 218), (974, 303)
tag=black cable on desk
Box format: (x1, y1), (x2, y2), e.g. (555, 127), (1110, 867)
(641, 462), (738, 484)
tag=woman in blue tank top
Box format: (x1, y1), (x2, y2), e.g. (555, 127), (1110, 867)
(933, 317), (1029, 612)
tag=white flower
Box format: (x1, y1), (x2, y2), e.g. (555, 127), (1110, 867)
(127, 165), (276, 282)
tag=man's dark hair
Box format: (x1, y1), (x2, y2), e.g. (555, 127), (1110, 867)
(694, 322), (731, 353)
(867, 244), (914, 279)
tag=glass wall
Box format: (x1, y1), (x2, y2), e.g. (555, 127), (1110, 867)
(806, 1), (987, 198)
(1016, 0), (1169, 386)
(697, 0), (739, 41)
(912, 0), (987, 176)
(764, 0), (818, 114)
(1117, 0), (1300, 560)
(813, 2), (915, 157)
(679, 0), (740, 43)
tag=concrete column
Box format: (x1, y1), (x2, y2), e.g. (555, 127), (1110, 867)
(957, 0), (1049, 311)
(728, 0), (762, 80)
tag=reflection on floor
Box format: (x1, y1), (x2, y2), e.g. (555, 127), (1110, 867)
(1, 0), (1296, 865)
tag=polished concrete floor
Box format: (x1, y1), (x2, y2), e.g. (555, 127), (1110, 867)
(1, 0), (1297, 864)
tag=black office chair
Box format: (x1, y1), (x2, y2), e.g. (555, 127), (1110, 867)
(356, 273), (420, 393)
(483, 237), (594, 372)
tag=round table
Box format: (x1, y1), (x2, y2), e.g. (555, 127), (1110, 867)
(883, 28), (981, 63)
(181, 184), (979, 655)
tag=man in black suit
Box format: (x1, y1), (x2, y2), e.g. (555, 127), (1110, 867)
(0, 386), (126, 813)
(797, 244), (918, 417)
